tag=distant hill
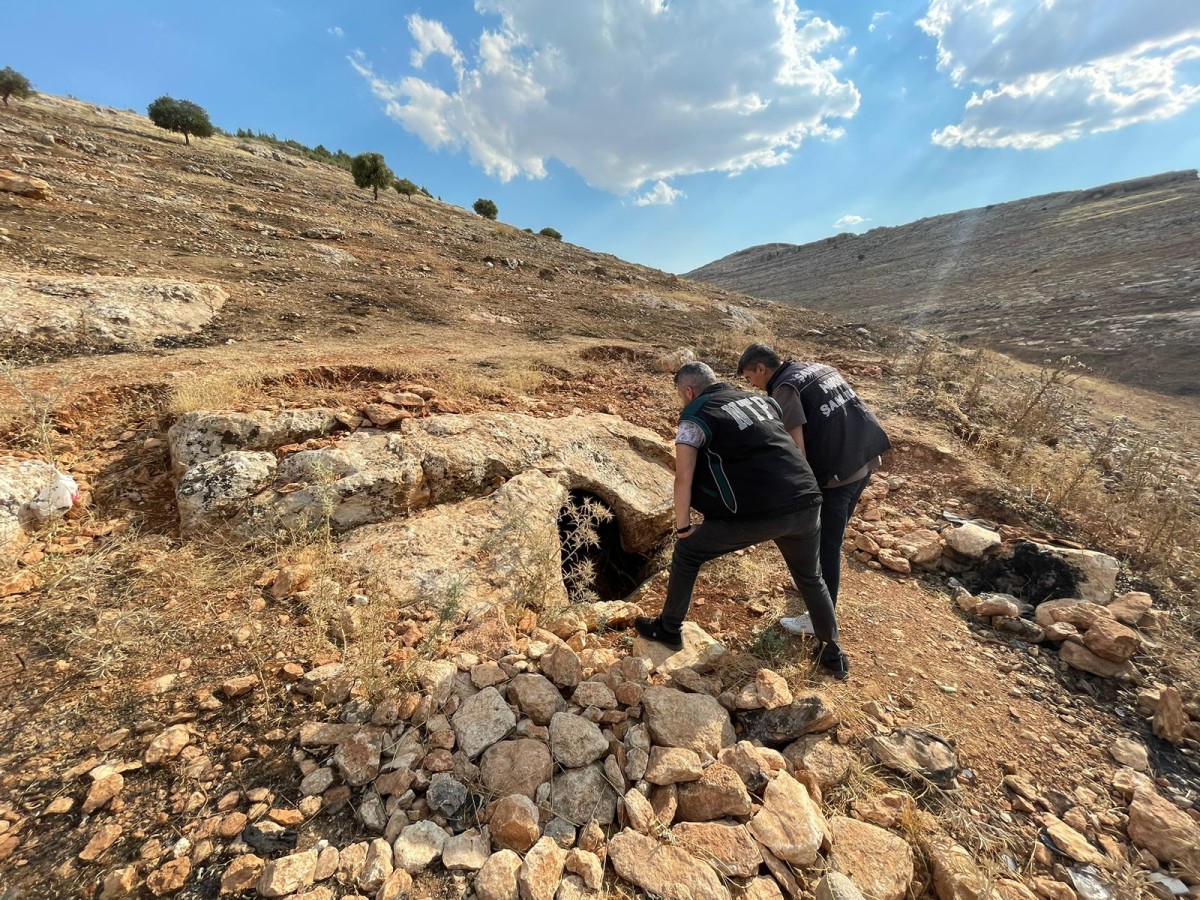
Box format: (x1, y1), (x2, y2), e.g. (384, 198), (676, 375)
(686, 171), (1200, 397)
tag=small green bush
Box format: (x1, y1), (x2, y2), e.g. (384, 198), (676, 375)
(539, 227), (562, 241)
(473, 198), (499, 220)
(394, 178), (419, 196)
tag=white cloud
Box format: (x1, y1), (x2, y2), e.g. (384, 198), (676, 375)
(634, 180), (684, 207)
(868, 11), (892, 34)
(350, 0), (859, 194)
(408, 14), (463, 71)
(833, 214), (868, 230)
(328, 26), (343, 38)
(921, 0), (1200, 148)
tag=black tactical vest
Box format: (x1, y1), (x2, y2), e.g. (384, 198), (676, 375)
(766, 361), (892, 487)
(679, 383), (822, 520)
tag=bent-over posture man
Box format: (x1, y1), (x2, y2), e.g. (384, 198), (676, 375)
(737, 343), (891, 636)
(633, 362), (849, 680)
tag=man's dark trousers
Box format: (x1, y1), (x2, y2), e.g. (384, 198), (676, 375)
(661, 506), (838, 645)
(819, 474), (871, 606)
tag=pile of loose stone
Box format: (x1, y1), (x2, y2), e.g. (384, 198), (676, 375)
(838, 478), (1200, 770)
(119, 596), (1191, 900)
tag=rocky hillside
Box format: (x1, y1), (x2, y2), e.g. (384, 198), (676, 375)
(1, 94), (1199, 900)
(687, 171), (1200, 397)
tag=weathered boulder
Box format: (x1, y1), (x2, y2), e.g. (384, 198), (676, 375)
(182, 412), (674, 544)
(607, 829), (731, 900)
(481, 740), (553, 799)
(734, 669), (793, 710)
(1126, 788), (1200, 883)
(675, 763), (753, 822)
(672, 821), (763, 878)
(1040, 815), (1105, 867)
(1039, 544), (1119, 603)
(943, 523), (1001, 559)
(1082, 617), (1141, 663)
(1, 273), (227, 353)
(475, 849), (523, 900)
(643, 747), (703, 785)
(746, 773), (829, 866)
(783, 735), (852, 790)
(541, 644), (583, 688)
(1105, 591), (1152, 626)
(452, 686), (516, 759)
(0, 458), (78, 564)
(1108, 738), (1150, 772)
(176, 451), (277, 535)
(866, 729), (958, 783)
(923, 833), (986, 900)
(167, 409), (343, 477)
(1034, 599), (1113, 631)
(491, 795), (541, 853)
(816, 872), (867, 900)
(550, 764), (619, 826)
(257, 850), (318, 898)
(632, 620), (727, 675)
(642, 687), (736, 756)
(0, 169), (51, 199)
(518, 837), (566, 900)
(443, 829), (490, 872)
(738, 695), (837, 748)
(509, 673), (568, 726)
(339, 471), (573, 615)
(973, 593), (1021, 617)
(828, 817), (914, 900)
(550, 713), (609, 769)
(1152, 687), (1186, 744)
(1059, 641), (1136, 680)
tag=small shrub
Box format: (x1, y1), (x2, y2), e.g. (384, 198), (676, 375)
(147, 96), (214, 146)
(351, 152), (393, 201)
(473, 198), (498, 220)
(0, 66), (34, 107)
(539, 227), (562, 240)
(393, 178), (418, 196)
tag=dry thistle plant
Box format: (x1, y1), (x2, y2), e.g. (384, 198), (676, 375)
(560, 494), (615, 604)
(0, 362), (70, 464)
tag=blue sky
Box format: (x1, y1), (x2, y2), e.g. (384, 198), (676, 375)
(6, 1), (1200, 274)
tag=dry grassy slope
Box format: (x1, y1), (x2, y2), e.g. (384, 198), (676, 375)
(687, 171), (1200, 398)
(0, 94), (871, 380)
(1, 95), (1199, 899)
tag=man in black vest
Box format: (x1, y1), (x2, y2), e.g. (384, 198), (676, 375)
(633, 362), (849, 680)
(737, 343), (891, 636)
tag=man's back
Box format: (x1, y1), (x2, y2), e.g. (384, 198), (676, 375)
(766, 361), (890, 487)
(678, 382), (821, 518)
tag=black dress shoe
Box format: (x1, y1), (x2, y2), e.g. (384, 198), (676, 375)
(633, 616), (684, 651)
(818, 643), (851, 681)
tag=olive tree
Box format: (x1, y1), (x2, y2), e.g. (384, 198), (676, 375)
(0, 67), (34, 107)
(351, 152), (393, 201)
(473, 198), (498, 220)
(147, 96), (215, 145)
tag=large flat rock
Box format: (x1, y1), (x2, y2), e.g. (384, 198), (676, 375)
(0, 273), (227, 351)
(172, 411), (674, 549)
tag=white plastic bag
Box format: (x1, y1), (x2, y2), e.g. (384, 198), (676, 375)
(25, 470), (79, 522)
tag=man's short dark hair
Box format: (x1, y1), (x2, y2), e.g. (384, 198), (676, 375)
(674, 361), (718, 391)
(736, 343), (782, 375)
